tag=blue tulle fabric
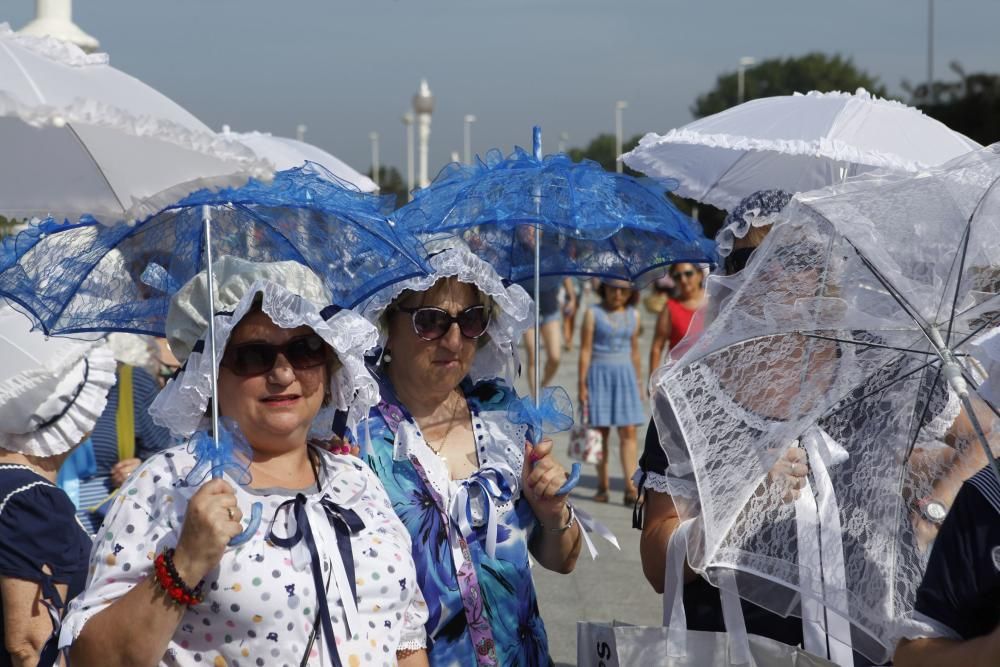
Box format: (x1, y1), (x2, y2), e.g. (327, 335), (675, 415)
(393, 145), (718, 286)
(507, 386), (575, 445)
(0, 162), (428, 336)
(185, 417), (254, 487)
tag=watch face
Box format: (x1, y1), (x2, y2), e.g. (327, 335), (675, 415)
(925, 501), (948, 523)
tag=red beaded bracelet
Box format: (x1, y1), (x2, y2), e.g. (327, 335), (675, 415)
(153, 548), (204, 607)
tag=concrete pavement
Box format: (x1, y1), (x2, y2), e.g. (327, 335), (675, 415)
(515, 291), (664, 666)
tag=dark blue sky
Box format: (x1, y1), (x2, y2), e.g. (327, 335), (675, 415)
(7, 1), (998, 178)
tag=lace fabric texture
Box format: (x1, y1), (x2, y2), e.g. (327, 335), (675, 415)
(392, 145), (717, 287)
(150, 279), (378, 440)
(0, 163), (426, 338)
(358, 240), (534, 384)
(650, 144), (1000, 664)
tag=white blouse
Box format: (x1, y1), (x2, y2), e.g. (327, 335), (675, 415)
(61, 444), (427, 667)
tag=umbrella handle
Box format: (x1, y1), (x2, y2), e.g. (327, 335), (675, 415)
(228, 501), (263, 547)
(556, 462), (581, 495)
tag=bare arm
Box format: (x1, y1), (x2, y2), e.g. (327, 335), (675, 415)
(894, 627), (1000, 667)
(398, 649), (430, 667)
(70, 480), (242, 667)
(1, 576), (68, 667)
(525, 441), (583, 574)
(631, 310), (643, 397)
(578, 309), (595, 409)
(649, 306), (671, 383)
(638, 491), (698, 594)
(69, 574), (188, 667)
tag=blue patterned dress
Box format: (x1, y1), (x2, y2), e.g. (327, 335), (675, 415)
(360, 377), (553, 667)
(586, 305), (644, 426)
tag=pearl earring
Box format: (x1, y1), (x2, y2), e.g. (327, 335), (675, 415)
(383, 350), (392, 363)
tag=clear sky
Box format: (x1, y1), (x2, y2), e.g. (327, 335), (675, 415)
(7, 1), (999, 180)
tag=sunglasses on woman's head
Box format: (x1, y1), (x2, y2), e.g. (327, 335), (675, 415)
(671, 270), (697, 280)
(221, 334), (329, 377)
(398, 305), (490, 341)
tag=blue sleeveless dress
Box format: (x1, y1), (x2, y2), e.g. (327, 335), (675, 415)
(587, 305), (644, 426)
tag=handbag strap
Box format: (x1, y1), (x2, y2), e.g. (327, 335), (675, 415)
(662, 518), (753, 665)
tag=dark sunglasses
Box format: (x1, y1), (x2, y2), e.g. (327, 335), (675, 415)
(398, 305), (490, 341)
(670, 270), (697, 280)
(221, 334), (329, 377)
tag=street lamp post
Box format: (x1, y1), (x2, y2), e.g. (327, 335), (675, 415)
(558, 132), (569, 153)
(412, 79), (435, 189)
(369, 132), (380, 188)
(614, 101), (628, 173)
(737, 56), (757, 104)
(927, 0), (935, 102)
(402, 112), (415, 201)
(463, 114), (477, 164)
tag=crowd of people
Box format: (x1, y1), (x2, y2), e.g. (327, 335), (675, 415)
(0, 198), (996, 667)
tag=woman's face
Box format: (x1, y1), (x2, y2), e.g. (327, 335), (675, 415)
(601, 280), (632, 309)
(217, 310), (328, 451)
(386, 278), (482, 397)
(670, 263), (702, 299)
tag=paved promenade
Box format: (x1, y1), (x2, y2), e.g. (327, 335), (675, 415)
(514, 291), (664, 666)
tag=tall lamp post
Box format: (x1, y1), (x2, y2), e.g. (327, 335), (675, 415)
(369, 132), (380, 188)
(402, 112), (415, 200)
(463, 114), (477, 164)
(737, 56), (757, 104)
(927, 0), (935, 102)
(412, 79), (435, 189)
(19, 0), (99, 52)
(558, 132), (569, 153)
(614, 100), (628, 174)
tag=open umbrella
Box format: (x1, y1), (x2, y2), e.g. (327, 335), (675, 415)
(227, 128), (377, 193)
(0, 162), (424, 336)
(392, 127), (717, 492)
(0, 163), (429, 544)
(0, 23), (270, 224)
(623, 89), (982, 211)
(650, 144), (1000, 664)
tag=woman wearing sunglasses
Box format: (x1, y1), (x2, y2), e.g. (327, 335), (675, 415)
(358, 240), (583, 666)
(647, 263), (706, 384)
(63, 257), (430, 667)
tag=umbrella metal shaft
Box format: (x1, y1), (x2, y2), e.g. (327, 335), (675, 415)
(203, 205), (222, 478)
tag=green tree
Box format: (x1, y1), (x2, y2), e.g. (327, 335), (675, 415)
(366, 165), (408, 209)
(692, 53), (887, 118)
(567, 133), (644, 174)
(905, 62), (1000, 146)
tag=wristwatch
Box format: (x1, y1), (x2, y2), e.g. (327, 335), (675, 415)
(916, 497), (948, 525)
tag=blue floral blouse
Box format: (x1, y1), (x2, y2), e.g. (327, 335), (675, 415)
(360, 377), (553, 667)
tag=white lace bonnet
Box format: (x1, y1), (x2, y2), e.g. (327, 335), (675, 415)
(358, 235), (534, 385)
(0, 306), (117, 456)
(149, 256), (379, 439)
(716, 189), (794, 259)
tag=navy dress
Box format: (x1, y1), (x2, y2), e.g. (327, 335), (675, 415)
(0, 464), (92, 667)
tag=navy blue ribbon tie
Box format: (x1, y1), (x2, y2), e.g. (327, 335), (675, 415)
(267, 493), (366, 667)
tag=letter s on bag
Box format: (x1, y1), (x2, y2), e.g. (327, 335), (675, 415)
(597, 639), (613, 664)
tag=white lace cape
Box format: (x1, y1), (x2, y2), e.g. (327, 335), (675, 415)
(391, 403), (529, 525)
(359, 245), (534, 384)
(0, 344), (117, 457)
(150, 280), (378, 440)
